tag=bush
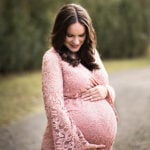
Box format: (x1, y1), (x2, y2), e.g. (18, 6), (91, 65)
(0, 0), (149, 73)
(0, 0), (51, 73)
(81, 0), (150, 59)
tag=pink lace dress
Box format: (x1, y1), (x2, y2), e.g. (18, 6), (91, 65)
(41, 48), (117, 150)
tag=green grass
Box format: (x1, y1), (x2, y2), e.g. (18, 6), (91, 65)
(0, 71), (44, 127)
(0, 57), (150, 127)
(104, 57), (150, 73)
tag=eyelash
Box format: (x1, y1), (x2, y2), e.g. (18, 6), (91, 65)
(79, 34), (85, 37)
(66, 34), (85, 38)
(67, 34), (73, 37)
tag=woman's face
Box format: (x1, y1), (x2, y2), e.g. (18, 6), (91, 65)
(64, 22), (86, 53)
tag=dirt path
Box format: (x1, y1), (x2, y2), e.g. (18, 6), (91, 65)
(0, 68), (150, 150)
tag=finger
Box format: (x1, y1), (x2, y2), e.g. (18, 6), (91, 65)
(83, 95), (93, 101)
(90, 78), (99, 86)
(87, 87), (97, 93)
(81, 91), (93, 99)
(82, 92), (100, 101)
(95, 144), (106, 149)
(82, 89), (97, 98)
(84, 143), (106, 149)
(90, 96), (103, 102)
(90, 92), (102, 98)
(81, 92), (91, 99)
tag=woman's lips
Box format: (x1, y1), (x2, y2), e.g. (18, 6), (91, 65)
(71, 45), (80, 49)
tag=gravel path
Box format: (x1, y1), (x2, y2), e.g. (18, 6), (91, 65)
(112, 68), (150, 150)
(0, 68), (150, 150)
(0, 113), (46, 150)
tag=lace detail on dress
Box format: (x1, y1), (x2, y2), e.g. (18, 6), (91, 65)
(94, 50), (118, 121)
(42, 49), (88, 150)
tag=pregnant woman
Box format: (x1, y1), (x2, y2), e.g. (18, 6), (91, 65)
(41, 4), (117, 150)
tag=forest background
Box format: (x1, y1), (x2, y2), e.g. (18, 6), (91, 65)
(0, 0), (149, 73)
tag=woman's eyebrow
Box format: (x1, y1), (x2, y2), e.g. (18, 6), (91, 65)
(66, 32), (85, 36)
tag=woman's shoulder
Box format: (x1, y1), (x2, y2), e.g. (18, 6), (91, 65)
(43, 47), (61, 62)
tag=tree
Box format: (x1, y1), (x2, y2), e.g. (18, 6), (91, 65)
(0, 0), (51, 73)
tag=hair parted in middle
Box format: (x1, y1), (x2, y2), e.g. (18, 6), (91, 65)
(51, 3), (99, 70)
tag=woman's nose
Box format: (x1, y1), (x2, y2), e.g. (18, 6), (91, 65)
(73, 37), (80, 45)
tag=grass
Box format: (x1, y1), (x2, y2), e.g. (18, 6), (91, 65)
(0, 71), (44, 127)
(0, 57), (150, 127)
(104, 57), (150, 73)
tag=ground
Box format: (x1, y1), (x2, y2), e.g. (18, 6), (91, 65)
(0, 68), (150, 150)
(112, 68), (150, 150)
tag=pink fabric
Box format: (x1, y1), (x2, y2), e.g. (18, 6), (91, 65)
(41, 47), (117, 150)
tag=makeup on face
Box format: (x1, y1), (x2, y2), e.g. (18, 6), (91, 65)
(64, 22), (86, 53)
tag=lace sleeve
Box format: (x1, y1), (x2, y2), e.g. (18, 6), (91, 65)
(42, 50), (88, 150)
(94, 50), (118, 120)
(94, 50), (116, 103)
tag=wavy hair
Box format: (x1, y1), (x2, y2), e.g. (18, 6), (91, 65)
(51, 3), (99, 70)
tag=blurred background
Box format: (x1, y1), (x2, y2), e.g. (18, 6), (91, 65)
(0, 0), (150, 150)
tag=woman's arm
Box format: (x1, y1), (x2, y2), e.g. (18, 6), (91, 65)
(94, 50), (118, 121)
(42, 50), (87, 149)
(94, 50), (116, 104)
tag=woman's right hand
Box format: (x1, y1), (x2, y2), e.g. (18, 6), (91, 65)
(83, 143), (106, 150)
(81, 85), (108, 102)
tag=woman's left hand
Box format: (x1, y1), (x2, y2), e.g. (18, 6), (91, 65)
(81, 85), (108, 102)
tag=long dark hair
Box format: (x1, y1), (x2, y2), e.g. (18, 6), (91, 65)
(51, 4), (99, 70)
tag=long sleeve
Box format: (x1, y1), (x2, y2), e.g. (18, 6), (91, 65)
(94, 50), (115, 104)
(42, 50), (88, 150)
(94, 50), (118, 120)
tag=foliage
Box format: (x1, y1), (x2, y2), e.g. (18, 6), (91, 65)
(0, 0), (51, 73)
(0, 0), (149, 73)
(81, 0), (150, 58)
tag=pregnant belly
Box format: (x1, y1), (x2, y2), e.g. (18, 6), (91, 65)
(65, 99), (117, 146)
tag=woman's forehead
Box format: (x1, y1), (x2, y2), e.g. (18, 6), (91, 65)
(67, 22), (85, 35)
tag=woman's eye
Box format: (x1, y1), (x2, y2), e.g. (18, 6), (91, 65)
(79, 34), (86, 37)
(66, 34), (73, 37)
